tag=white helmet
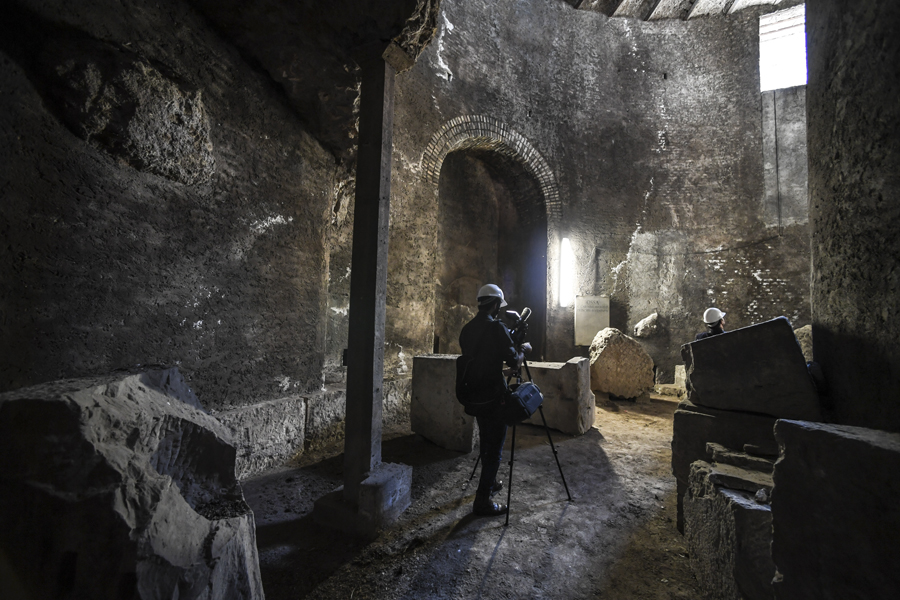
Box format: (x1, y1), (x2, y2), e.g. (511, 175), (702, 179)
(477, 283), (508, 308)
(703, 307), (726, 324)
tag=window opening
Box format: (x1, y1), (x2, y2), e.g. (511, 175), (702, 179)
(759, 4), (807, 92)
(560, 238), (576, 308)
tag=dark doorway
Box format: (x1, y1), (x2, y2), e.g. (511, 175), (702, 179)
(434, 149), (548, 359)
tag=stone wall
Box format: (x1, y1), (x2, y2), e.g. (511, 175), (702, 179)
(0, 0), (338, 414)
(807, 0), (900, 431)
(391, 0), (812, 381)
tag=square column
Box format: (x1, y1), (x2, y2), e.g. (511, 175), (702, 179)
(313, 50), (411, 537)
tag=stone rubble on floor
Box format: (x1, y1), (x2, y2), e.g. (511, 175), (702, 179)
(0, 368), (264, 600)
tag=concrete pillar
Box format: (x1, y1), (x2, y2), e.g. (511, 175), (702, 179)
(807, 0), (900, 431)
(313, 49), (411, 537)
(342, 52), (393, 502)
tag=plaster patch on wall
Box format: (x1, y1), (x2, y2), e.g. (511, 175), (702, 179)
(434, 13), (455, 81)
(398, 149), (424, 176)
(395, 346), (409, 375)
(610, 257), (629, 294)
(252, 215), (293, 233)
(230, 214), (295, 260)
(330, 305), (349, 316)
(275, 376), (299, 392)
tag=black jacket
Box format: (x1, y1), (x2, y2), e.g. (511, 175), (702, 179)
(458, 312), (519, 400)
(695, 324), (725, 340)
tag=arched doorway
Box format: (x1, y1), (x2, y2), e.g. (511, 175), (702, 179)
(423, 116), (561, 359)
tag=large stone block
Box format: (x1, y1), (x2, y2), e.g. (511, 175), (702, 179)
(305, 384), (348, 450)
(215, 394), (307, 479)
(771, 420), (900, 600)
(411, 355), (476, 452)
(0, 368), (263, 600)
(685, 461), (776, 600)
(590, 327), (655, 399)
(522, 358), (595, 435)
(672, 400), (778, 531)
(411, 355), (595, 451)
(682, 317), (821, 420)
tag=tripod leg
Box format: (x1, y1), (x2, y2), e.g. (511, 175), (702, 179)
(538, 405), (573, 502)
(468, 454), (480, 482)
(505, 423), (516, 527)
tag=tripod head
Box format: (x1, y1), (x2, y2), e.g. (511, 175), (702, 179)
(503, 307), (533, 383)
(504, 306), (532, 347)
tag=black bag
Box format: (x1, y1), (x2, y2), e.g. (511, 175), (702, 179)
(499, 381), (543, 426)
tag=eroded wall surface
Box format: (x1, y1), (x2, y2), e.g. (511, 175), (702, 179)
(390, 0), (811, 381)
(0, 0), (339, 411)
(807, 0), (900, 431)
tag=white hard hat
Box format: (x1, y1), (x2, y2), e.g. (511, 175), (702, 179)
(703, 307), (726, 324)
(477, 283), (508, 308)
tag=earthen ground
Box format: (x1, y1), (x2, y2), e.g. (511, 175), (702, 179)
(244, 395), (701, 599)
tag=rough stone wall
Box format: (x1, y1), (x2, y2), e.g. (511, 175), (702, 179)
(762, 86), (808, 229)
(390, 0), (811, 381)
(807, 0), (900, 431)
(0, 0), (337, 412)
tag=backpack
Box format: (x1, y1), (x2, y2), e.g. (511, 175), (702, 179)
(455, 325), (503, 416)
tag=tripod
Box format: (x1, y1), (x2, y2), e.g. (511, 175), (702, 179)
(468, 357), (573, 526)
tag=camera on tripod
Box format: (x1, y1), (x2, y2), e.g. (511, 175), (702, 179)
(469, 304), (573, 525)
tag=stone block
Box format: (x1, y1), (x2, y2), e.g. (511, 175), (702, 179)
(305, 384), (348, 450)
(215, 394), (307, 478)
(411, 355), (476, 452)
(701, 462), (773, 496)
(706, 442), (775, 473)
(522, 358), (595, 435)
(672, 400), (777, 532)
(682, 317), (821, 420)
(313, 462), (413, 539)
(793, 324), (813, 363)
(685, 461), (776, 600)
(0, 368), (263, 599)
(633, 311), (660, 338)
(590, 327), (655, 399)
(675, 364), (687, 388)
(383, 377), (412, 428)
(655, 383), (685, 398)
(771, 420), (900, 600)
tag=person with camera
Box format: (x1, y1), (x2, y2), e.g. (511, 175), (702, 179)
(458, 284), (528, 516)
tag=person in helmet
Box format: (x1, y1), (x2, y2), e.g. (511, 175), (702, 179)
(458, 283), (526, 516)
(696, 307), (726, 340)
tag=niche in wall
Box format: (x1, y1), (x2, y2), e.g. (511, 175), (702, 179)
(434, 150), (548, 358)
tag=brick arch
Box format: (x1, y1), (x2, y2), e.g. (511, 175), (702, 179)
(422, 115), (562, 222)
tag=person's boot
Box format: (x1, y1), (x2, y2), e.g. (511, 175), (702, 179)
(473, 493), (507, 516)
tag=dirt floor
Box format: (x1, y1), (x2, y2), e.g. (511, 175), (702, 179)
(242, 395), (703, 599)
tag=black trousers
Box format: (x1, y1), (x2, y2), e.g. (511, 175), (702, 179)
(475, 411), (508, 498)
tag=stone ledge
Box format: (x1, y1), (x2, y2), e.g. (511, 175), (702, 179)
(214, 395), (307, 479)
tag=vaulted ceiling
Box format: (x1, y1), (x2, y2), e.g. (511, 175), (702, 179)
(187, 0), (803, 164)
(566, 0), (803, 21)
